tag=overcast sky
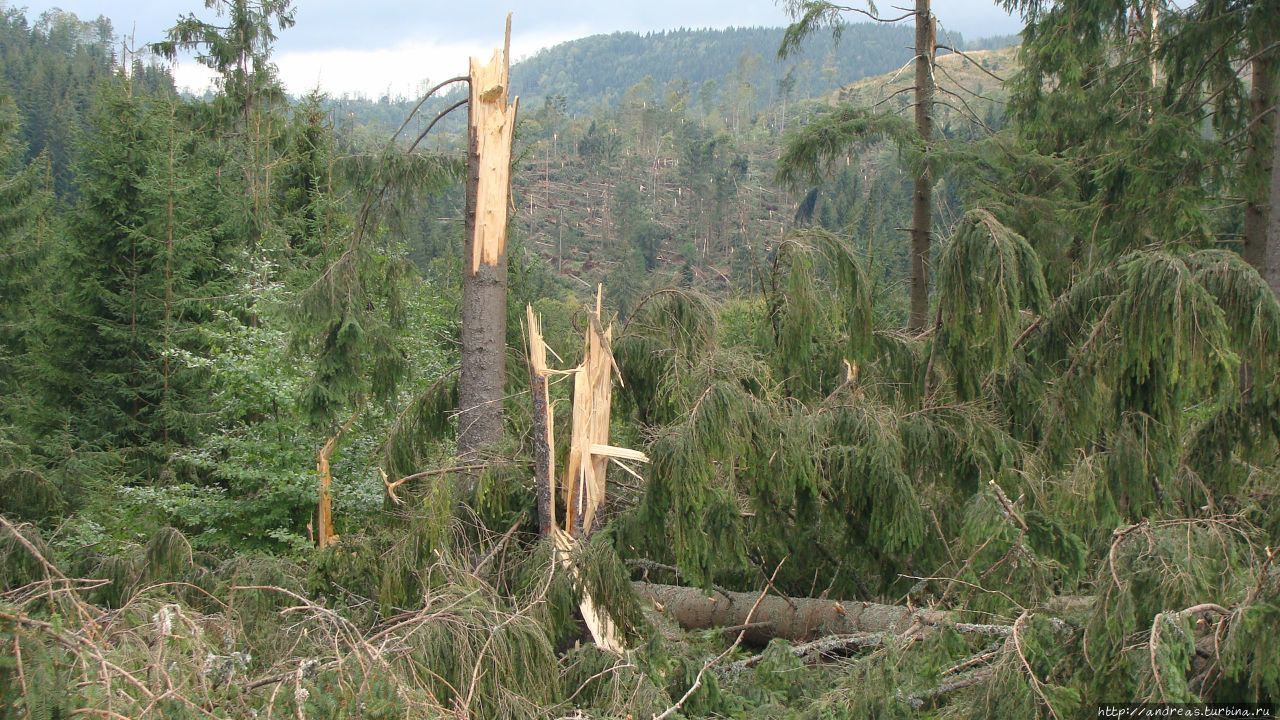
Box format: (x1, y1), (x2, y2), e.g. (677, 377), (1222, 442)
(10, 1), (1024, 97)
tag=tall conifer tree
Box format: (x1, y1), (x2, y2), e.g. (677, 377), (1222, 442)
(779, 0), (939, 329)
(0, 92), (51, 406)
(28, 79), (232, 475)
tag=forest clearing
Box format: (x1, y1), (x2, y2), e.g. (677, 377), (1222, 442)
(1, 0), (1279, 718)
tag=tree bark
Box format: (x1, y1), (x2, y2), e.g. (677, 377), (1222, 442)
(1243, 50), (1277, 288)
(909, 0), (936, 331)
(525, 306), (555, 535)
(457, 17), (518, 491)
(1267, 75), (1280, 299)
(634, 582), (1096, 646)
(634, 582), (948, 645)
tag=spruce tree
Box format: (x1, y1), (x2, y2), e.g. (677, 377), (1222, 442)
(28, 80), (161, 464)
(153, 0), (295, 254)
(0, 91), (51, 406)
(1157, 0), (1280, 292)
(27, 79), (232, 476)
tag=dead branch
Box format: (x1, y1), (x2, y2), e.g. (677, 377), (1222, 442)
(904, 667), (997, 710)
(383, 463), (496, 505)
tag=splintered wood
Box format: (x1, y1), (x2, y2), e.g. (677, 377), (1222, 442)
(562, 286), (621, 537)
(317, 441), (336, 547)
(527, 306), (556, 536)
(526, 287), (649, 653)
(468, 14), (519, 274)
(316, 407), (360, 549)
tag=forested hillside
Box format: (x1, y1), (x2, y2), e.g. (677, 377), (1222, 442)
(2, 0), (1279, 719)
(0, 6), (172, 193)
(326, 26), (1017, 133)
(512, 25), (919, 115)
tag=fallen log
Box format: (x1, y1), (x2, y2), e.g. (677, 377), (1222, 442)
(633, 582), (950, 645)
(726, 632), (886, 675)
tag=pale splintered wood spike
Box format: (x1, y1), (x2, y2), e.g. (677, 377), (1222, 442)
(524, 285), (648, 654)
(468, 13), (519, 274)
(316, 407), (360, 548)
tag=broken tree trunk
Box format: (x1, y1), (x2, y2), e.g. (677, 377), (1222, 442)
(563, 286), (621, 537)
(316, 407), (361, 548)
(457, 15), (519, 491)
(1244, 47), (1277, 291)
(526, 288), (650, 653)
(1265, 56), (1280, 299)
(526, 305), (556, 536)
(635, 582), (1094, 646)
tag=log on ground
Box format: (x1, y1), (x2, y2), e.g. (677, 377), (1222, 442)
(633, 582), (949, 645)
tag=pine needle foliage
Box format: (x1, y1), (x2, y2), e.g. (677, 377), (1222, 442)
(291, 104), (462, 430)
(936, 210), (1048, 400)
(380, 370), (459, 480)
(25, 80), (236, 478)
(0, 521), (684, 720)
(613, 237), (1036, 597)
(776, 104), (914, 190)
(1017, 248), (1280, 524)
(0, 94), (51, 405)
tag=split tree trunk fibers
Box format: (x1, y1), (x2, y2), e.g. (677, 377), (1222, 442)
(316, 408), (361, 549)
(457, 15), (519, 489)
(317, 445), (336, 547)
(562, 286), (621, 538)
(634, 582), (949, 645)
(526, 292), (649, 654)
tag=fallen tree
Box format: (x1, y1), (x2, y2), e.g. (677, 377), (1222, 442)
(632, 581), (1101, 645)
(633, 581), (952, 644)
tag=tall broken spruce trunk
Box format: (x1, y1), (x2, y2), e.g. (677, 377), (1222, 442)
(908, 0), (936, 332)
(1268, 104), (1280, 298)
(457, 16), (518, 494)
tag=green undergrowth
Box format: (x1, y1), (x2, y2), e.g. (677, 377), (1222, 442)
(5, 501), (1279, 719)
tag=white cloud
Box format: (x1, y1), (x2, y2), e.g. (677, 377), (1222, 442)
(171, 27), (585, 99)
(170, 58), (220, 95)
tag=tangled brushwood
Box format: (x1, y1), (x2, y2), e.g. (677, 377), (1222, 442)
(3, 512), (1279, 719)
(0, 513), (649, 720)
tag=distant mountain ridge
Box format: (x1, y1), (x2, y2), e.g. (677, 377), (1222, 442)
(323, 24), (1017, 136)
(508, 24), (1015, 116)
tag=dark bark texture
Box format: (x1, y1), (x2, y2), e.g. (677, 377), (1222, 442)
(909, 0), (936, 331)
(1244, 51), (1277, 292)
(456, 36), (516, 489)
(1267, 77), (1280, 298)
(529, 367), (554, 535)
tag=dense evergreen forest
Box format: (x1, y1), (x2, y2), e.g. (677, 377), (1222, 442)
(1, 0), (1279, 718)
